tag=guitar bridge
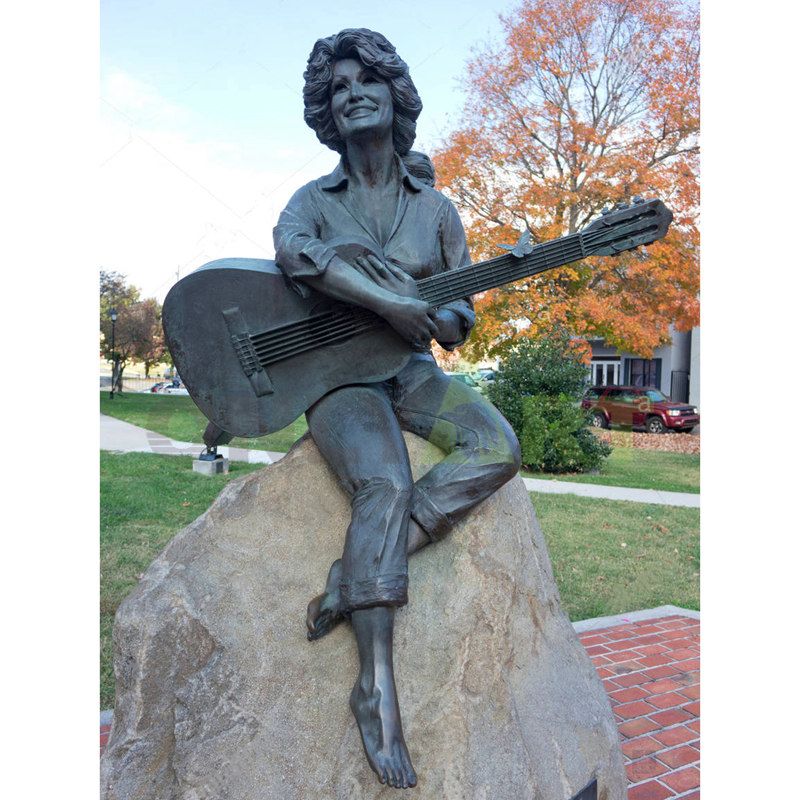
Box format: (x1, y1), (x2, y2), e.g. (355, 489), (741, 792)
(222, 307), (274, 397)
(231, 333), (261, 376)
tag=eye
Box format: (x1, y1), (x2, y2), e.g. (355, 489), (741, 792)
(363, 73), (381, 84)
(332, 80), (348, 94)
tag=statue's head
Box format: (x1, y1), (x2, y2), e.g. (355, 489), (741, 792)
(303, 29), (422, 156)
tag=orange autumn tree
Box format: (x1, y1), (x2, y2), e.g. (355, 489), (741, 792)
(433, 0), (699, 361)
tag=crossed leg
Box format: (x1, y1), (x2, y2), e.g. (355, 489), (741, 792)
(307, 358), (520, 639)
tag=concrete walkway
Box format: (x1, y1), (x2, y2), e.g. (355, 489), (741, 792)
(100, 414), (699, 507)
(100, 414), (285, 464)
(523, 477), (700, 508)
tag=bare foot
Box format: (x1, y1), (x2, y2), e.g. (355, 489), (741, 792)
(350, 675), (417, 789)
(306, 559), (344, 641)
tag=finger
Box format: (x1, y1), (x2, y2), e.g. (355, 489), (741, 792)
(355, 256), (382, 282)
(351, 257), (368, 277)
(381, 259), (408, 281)
(365, 255), (390, 276)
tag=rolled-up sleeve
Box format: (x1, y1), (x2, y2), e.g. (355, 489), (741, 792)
(273, 184), (339, 297)
(437, 201), (476, 350)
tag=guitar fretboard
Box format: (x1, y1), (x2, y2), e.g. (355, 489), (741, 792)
(417, 233), (585, 307)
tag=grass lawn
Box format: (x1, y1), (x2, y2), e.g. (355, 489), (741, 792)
(100, 452), (264, 709)
(523, 448), (700, 494)
(100, 392), (308, 453)
(531, 491), (700, 621)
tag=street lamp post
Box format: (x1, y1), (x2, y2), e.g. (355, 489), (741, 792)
(109, 308), (118, 400)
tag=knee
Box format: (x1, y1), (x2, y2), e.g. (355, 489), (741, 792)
(350, 475), (413, 505)
(471, 419), (521, 484)
(492, 432), (521, 483)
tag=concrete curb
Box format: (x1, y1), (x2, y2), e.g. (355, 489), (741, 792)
(572, 604), (700, 633)
(100, 605), (700, 726)
(523, 477), (700, 508)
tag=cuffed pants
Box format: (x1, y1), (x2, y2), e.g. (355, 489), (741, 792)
(305, 354), (521, 614)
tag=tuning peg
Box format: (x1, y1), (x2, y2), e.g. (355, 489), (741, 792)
(614, 201), (628, 210)
(601, 206), (611, 215)
(632, 195), (644, 204)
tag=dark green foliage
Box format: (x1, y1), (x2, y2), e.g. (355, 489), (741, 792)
(486, 329), (590, 436)
(520, 394), (611, 473)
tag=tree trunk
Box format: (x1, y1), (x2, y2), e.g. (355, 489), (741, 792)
(114, 361), (125, 394)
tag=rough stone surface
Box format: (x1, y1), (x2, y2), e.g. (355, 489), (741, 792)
(101, 433), (626, 800)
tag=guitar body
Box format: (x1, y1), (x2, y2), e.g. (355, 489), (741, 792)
(162, 248), (412, 438)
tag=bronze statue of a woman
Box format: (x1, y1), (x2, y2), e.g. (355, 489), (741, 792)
(273, 29), (521, 789)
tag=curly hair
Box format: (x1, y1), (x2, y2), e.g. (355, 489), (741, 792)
(303, 28), (423, 156)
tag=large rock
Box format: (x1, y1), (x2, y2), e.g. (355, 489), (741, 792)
(101, 433), (625, 800)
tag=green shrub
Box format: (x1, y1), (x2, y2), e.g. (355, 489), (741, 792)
(521, 394), (612, 474)
(486, 329), (591, 437)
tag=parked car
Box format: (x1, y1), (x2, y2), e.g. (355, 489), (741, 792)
(446, 372), (483, 392)
(160, 384), (189, 396)
(142, 382), (166, 394)
(475, 368), (496, 383)
(581, 385), (700, 434)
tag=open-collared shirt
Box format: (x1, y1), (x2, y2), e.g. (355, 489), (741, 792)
(272, 156), (475, 351)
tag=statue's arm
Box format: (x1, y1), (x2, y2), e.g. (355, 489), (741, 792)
(273, 185), (403, 314)
(273, 186), (437, 343)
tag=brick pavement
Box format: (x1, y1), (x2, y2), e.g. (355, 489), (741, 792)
(580, 614), (700, 799)
(101, 614), (700, 798)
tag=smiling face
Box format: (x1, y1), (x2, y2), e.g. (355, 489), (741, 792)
(330, 58), (394, 144)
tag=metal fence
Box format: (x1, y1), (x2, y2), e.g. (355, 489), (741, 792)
(99, 370), (172, 394)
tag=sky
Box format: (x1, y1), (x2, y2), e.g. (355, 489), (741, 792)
(100, 0), (517, 301)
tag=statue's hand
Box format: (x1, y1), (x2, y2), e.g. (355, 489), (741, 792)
(353, 255), (420, 300)
(380, 296), (438, 346)
(430, 308), (463, 346)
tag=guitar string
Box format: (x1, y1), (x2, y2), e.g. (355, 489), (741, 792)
(252, 249), (564, 363)
(417, 221), (654, 305)
(255, 240), (587, 365)
(259, 320), (382, 365)
(254, 227), (640, 365)
(254, 311), (378, 361)
(252, 306), (373, 353)
(251, 221), (644, 351)
(253, 221), (655, 365)
(254, 235), (584, 353)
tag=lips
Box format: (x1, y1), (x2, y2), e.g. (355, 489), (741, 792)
(346, 104), (377, 118)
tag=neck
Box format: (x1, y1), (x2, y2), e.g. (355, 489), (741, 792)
(344, 134), (396, 187)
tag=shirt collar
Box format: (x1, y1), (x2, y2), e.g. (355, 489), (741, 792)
(319, 155), (424, 193)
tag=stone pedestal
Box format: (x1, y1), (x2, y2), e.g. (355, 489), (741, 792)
(192, 455), (229, 475)
(101, 433), (626, 800)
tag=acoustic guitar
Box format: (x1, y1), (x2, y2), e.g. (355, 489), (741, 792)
(162, 198), (672, 438)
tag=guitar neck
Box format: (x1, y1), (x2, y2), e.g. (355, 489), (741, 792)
(416, 231), (586, 306)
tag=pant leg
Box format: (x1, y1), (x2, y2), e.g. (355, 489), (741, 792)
(306, 383), (413, 613)
(393, 355), (521, 540)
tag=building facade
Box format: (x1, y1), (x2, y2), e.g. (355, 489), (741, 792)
(588, 325), (700, 408)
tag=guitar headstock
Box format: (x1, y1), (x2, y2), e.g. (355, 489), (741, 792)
(582, 197), (673, 257)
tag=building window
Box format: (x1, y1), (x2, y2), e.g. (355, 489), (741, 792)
(627, 358), (661, 388)
(591, 359), (620, 386)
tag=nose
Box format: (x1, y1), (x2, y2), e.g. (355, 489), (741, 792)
(347, 80), (365, 101)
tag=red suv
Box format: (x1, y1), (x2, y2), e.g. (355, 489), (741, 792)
(581, 386), (700, 434)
